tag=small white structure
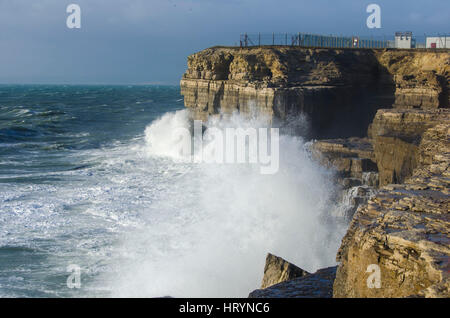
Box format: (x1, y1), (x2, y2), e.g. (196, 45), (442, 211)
(395, 32), (412, 49)
(426, 36), (450, 48)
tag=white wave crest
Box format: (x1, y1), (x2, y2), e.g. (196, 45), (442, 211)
(104, 109), (346, 297)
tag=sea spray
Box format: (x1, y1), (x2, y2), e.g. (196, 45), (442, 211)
(145, 111), (280, 174)
(105, 109), (347, 297)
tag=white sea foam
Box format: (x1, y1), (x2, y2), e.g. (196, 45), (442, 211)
(143, 109), (192, 160)
(0, 108), (347, 297)
(103, 109), (347, 297)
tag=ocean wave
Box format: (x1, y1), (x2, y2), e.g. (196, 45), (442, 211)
(100, 109), (346, 297)
(0, 86), (347, 298)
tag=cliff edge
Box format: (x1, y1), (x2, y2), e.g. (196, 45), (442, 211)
(180, 46), (450, 298)
(181, 47), (449, 139)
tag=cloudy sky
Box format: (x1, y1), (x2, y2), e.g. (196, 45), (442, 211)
(0, 0), (448, 84)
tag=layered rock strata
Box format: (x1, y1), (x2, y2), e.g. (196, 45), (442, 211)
(180, 46), (450, 298)
(181, 47), (394, 138)
(333, 114), (449, 297)
(369, 108), (449, 185)
(375, 50), (449, 109)
(311, 138), (379, 219)
(181, 47), (449, 139)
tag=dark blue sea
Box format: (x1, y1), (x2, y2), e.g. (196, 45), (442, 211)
(0, 85), (345, 297)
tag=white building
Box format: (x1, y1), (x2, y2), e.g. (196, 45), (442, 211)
(394, 32), (412, 49)
(426, 36), (450, 48)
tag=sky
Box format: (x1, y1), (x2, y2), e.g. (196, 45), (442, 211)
(0, 0), (448, 84)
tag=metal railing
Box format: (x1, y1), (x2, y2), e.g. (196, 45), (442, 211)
(238, 33), (449, 49)
(240, 33), (392, 48)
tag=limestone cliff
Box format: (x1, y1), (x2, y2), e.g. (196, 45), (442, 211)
(181, 47), (449, 139)
(254, 110), (450, 298)
(369, 108), (449, 186)
(311, 138), (378, 219)
(311, 108), (449, 298)
(375, 50), (449, 109)
(180, 46), (450, 298)
(181, 47), (393, 138)
(333, 111), (449, 297)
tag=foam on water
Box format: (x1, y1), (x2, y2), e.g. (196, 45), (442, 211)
(99, 109), (347, 297)
(0, 92), (347, 297)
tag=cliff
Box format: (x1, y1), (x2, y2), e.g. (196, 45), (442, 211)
(369, 108), (449, 186)
(180, 46), (450, 298)
(181, 47), (449, 139)
(334, 111), (449, 297)
(376, 50), (449, 109)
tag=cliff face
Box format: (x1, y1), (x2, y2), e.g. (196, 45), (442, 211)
(375, 50), (449, 109)
(369, 108), (448, 186)
(311, 108), (450, 297)
(180, 47), (450, 298)
(311, 138), (378, 219)
(272, 109), (450, 298)
(181, 47), (394, 138)
(181, 47), (449, 139)
(333, 111), (450, 297)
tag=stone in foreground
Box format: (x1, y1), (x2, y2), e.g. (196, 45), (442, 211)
(260, 253), (309, 289)
(249, 266), (337, 298)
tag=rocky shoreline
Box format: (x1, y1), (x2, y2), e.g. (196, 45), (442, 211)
(180, 46), (449, 297)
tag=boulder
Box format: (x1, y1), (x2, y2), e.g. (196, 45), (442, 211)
(249, 266), (336, 298)
(260, 253), (309, 289)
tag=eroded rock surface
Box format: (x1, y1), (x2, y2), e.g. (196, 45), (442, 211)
(375, 50), (449, 109)
(181, 47), (449, 139)
(181, 47), (396, 138)
(334, 117), (450, 298)
(180, 46), (450, 298)
(260, 253), (309, 289)
(369, 109), (449, 186)
(311, 138), (378, 219)
(311, 137), (377, 182)
(249, 266), (336, 298)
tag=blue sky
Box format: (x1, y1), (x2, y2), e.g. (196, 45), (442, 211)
(0, 0), (448, 84)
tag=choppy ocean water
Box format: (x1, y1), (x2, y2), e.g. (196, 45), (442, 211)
(0, 85), (346, 297)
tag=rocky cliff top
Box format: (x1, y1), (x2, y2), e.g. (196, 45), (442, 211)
(183, 47), (449, 90)
(183, 47), (381, 88)
(181, 47), (449, 136)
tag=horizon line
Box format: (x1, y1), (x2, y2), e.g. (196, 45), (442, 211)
(0, 82), (180, 86)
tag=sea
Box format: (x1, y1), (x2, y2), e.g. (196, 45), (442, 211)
(0, 85), (347, 297)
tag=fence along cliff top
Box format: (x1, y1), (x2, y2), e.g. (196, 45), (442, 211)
(240, 33), (391, 49)
(239, 33), (449, 49)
